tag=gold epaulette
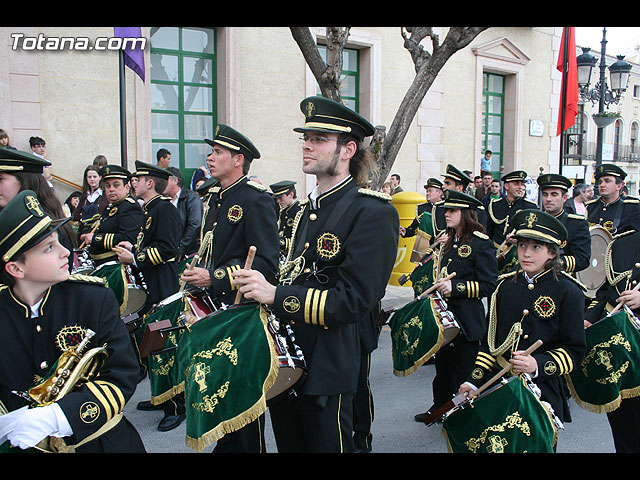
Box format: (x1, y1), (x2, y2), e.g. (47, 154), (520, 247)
(125, 197), (136, 204)
(357, 188), (392, 201)
(567, 213), (586, 220)
(560, 271), (588, 292)
(67, 274), (106, 286)
(298, 197), (310, 206)
(160, 195), (172, 201)
(623, 196), (639, 204)
(612, 229), (636, 240)
(585, 198), (599, 206)
(473, 231), (489, 240)
(247, 180), (267, 192)
(497, 270), (518, 281)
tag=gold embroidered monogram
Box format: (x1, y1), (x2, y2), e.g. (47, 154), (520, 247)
(316, 232), (340, 260)
(227, 205), (243, 223)
(458, 245), (472, 258)
(283, 296), (301, 314)
(24, 195), (44, 217)
(80, 401), (100, 424)
(526, 212), (537, 228)
(533, 296), (556, 318)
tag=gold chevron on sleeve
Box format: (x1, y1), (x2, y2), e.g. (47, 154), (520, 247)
(304, 288), (328, 327)
(548, 348), (573, 375)
(475, 351), (495, 371)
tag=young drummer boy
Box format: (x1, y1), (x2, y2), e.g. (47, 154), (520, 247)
(0, 190), (145, 452)
(459, 209), (587, 426)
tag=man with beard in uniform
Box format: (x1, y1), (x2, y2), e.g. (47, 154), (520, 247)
(537, 173), (591, 275)
(486, 170), (539, 274)
(232, 96), (399, 453)
(180, 125), (279, 452)
(270, 180), (302, 259)
(80, 165), (143, 269)
(586, 163), (640, 236)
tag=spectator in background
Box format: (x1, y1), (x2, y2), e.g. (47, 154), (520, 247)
(381, 182), (393, 195)
(72, 165), (108, 223)
(165, 166), (203, 258)
(481, 179), (505, 209)
(475, 171), (493, 201)
(480, 149), (492, 174)
(390, 173), (403, 194)
(29, 136), (53, 188)
(93, 155), (107, 167)
(63, 191), (82, 218)
(156, 148), (171, 168)
(564, 182), (590, 216)
(0, 129), (16, 150)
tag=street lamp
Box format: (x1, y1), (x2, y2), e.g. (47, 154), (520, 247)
(575, 27), (632, 167)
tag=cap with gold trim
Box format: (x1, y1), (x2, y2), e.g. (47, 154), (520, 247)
(99, 164), (131, 181)
(423, 178), (443, 191)
(133, 160), (171, 180)
(294, 96), (375, 141)
(594, 163), (626, 181)
(443, 164), (473, 187)
(0, 190), (70, 262)
(0, 148), (51, 174)
(501, 170), (528, 183)
(441, 189), (483, 210)
(205, 124), (261, 161)
(269, 180), (296, 197)
(510, 209), (567, 247)
(537, 173), (572, 191)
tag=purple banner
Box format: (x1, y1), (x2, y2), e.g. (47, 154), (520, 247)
(114, 27), (145, 82)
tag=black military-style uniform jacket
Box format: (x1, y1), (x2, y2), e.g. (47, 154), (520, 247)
(586, 195), (640, 236)
(585, 229), (640, 324)
(487, 196), (539, 247)
(401, 202), (432, 238)
(468, 269), (587, 422)
(553, 209), (591, 274)
(204, 176), (279, 305)
(132, 194), (180, 304)
(278, 199), (302, 257)
(88, 196), (144, 267)
(0, 277), (144, 452)
(272, 177), (399, 396)
(437, 231), (498, 342)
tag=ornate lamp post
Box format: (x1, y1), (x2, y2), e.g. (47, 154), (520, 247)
(576, 27), (632, 167)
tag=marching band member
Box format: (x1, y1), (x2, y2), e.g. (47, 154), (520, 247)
(584, 225), (640, 452)
(459, 209), (587, 429)
(399, 177), (443, 238)
(270, 180), (302, 258)
(0, 191), (145, 452)
(414, 190), (497, 422)
(181, 125), (279, 453)
(116, 161), (183, 433)
(537, 173), (591, 274)
(586, 163), (640, 236)
(232, 96), (399, 453)
(80, 165), (144, 268)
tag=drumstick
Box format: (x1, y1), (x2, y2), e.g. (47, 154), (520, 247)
(417, 272), (456, 299)
(234, 246), (257, 304)
(179, 255), (199, 292)
(78, 221), (101, 250)
(609, 280), (640, 315)
(470, 339), (543, 399)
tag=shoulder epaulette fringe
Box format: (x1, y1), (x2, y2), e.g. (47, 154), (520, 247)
(67, 274), (106, 286)
(247, 180), (267, 192)
(560, 271), (588, 292)
(567, 213), (586, 220)
(473, 231), (489, 240)
(357, 188), (392, 201)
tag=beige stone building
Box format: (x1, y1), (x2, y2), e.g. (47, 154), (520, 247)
(1, 26), (638, 203)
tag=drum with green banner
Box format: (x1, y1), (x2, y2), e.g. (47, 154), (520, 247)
(143, 292), (190, 405)
(442, 375), (558, 453)
(91, 261), (127, 315)
(497, 244), (518, 276)
(173, 303), (278, 452)
(567, 309), (640, 414)
(409, 211), (436, 296)
(390, 296), (448, 377)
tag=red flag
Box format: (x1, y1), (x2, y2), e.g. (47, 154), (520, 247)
(556, 27), (579, 136)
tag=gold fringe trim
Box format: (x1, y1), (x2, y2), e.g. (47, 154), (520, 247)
(182, 304), (280, 452)
(565, 374), (640, 414)
(392, 298), (445, 377)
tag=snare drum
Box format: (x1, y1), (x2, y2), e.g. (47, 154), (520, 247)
(264, 312), (307, 404)
(72, 249), (95, 275)
(431, 294), (459, 347)
(442, 375), (558, 453)
(91, 261), (148, 316)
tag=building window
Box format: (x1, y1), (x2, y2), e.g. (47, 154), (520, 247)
(150, 27), (216, 182)
(482, 73), (504, 176)
(317, 45), (359, 112)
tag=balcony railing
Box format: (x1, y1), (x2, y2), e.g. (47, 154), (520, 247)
(564, 141), (640, 164)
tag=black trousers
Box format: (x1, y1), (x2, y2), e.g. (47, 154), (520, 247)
(432, 336), (479, 408)
(269, 392), (355, 453)
(212, 415), (267, 453)
(353, 352), (374, 451)
(607, 395), (640, 453)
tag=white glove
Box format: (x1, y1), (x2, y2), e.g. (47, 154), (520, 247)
(5, 404), (71, 450)
(0, 406), (29, 445)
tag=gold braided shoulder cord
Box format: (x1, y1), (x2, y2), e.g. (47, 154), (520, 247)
(487, 279), (524, 357)
(278, 200), (309, 284)
(605, 236), (632, 288)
